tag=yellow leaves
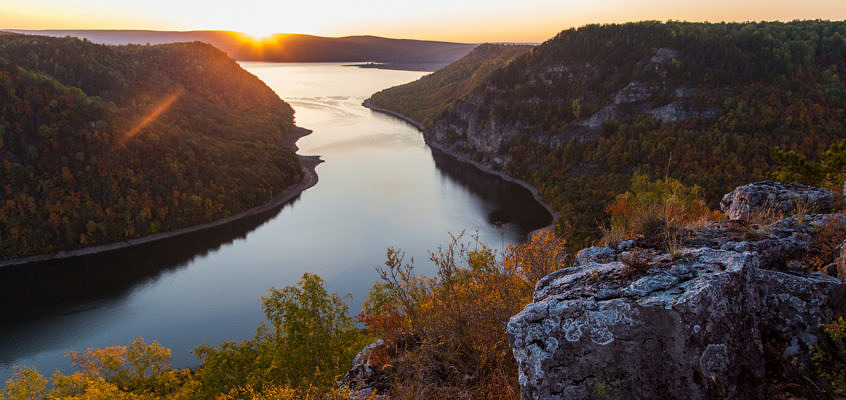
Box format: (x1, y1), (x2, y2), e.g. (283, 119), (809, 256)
(217, 384), (375, 400)
(504, 230), (567, 286)
(364, 231), (567, 398)
(1, 367), (47, 400)
(0, 337), (201, 400)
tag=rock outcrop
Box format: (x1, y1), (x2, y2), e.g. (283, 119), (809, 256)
(341, 339), (392, 399)
(720, 180), (837, 221)
(424, 47), (722, 175)
(508, 183), (845, 399)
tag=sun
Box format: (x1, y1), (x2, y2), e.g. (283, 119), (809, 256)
(240, 28), (279, 42)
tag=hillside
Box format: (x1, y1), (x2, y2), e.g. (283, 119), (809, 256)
(0, 34), (304, 259)
(369, 43), (531, 126)
(4, 30), (477, 71)
(368, 21), (846, 248)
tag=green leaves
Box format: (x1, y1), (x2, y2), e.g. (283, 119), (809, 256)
(192, 273), (371, 398)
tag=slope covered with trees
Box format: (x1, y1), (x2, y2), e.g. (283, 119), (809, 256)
(369, 21), (846, 249)
(0, 33), (303, 259)
(369, 43), (531, 126)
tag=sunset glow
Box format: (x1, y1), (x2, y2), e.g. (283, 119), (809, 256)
(2, 0), (845, 42)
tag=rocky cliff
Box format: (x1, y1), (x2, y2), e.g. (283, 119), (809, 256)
(369, 21), (846, 249)
(508, 182), (845, 399)
(425, 46), (719, 172)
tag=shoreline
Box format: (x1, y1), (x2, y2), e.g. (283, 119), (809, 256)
(0, 126), (322, 269)
(362, 99), (560, 233)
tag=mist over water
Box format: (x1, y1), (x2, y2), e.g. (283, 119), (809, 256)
(0, 63), (550, 381)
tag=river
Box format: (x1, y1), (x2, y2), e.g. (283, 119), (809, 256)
(0, 62), (551, 381)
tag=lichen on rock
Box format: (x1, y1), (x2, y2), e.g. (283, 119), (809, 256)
(509, 182), (846, 399)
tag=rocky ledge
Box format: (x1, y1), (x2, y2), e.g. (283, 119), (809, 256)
(508, 182), (845, 399)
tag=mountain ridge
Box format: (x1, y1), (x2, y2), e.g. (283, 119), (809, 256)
(3, 30), (478, 71)
(369, 20), (846, 248)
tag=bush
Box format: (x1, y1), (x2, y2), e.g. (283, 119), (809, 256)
(773, 139), (846, 193)
(604, 174), (715, 251)
(358, 231), (567, 399)
(1, 337), (199, 400)
(192, 273), (371, 398)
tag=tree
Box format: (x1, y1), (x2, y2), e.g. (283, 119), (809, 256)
(192, 273), (370, 397)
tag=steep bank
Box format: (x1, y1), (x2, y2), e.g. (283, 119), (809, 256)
(363, 99), (558, 226)
(0, 34), (307, 258)
(369, 21), (846, 249)
(0, 129), (322, 268)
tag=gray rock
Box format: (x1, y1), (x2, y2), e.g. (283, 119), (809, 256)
(650, 47), (680, 64)
(613, 81), (658, 104)
(574, 246), (618, 266)
(647, 100), (718, 123)
(838, 240), (846, 281)
(720, 180), (837, 221)
(509, 209), (846, 399)
(341, 339), (391, 399)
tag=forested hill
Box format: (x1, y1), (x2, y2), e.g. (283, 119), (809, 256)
(370, 21), (846, 248)
(6, 30), (477, 71)
(369, 43), (532, 126)
(0, 33), (303, 259)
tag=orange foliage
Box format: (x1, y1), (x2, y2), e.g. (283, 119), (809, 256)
(359, 231), (568, 399)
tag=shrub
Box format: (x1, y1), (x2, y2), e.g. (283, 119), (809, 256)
(192, 273), (371, 398)
(806, 216), (846, 273)
(773, 139), (846, 193)
(217, 384), (377, 400)
(604, 174), (714, 251)
(358, 231), (567, 399)
(1, 338), (199, 400)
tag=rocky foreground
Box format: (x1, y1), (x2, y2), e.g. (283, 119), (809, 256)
(508, 181), (845, 399)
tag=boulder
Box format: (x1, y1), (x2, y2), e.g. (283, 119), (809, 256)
(720, 181), (836, 221)
(509, 212), (846, 399)
(341, 339), (391, 399)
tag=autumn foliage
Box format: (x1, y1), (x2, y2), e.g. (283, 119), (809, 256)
(358, 231), (568, 399)
(0, 35), (301, 258)
(1, 338), (199, 399)
(603, 174), (717, 250)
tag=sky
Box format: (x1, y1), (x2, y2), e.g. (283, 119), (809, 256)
(2, 0), (846, 43)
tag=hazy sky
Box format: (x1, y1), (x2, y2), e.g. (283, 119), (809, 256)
(2, 0), (845, 42)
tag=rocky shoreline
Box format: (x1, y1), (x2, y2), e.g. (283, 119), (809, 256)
(0, 126), (322, 268)
(363, 99), (560, 229)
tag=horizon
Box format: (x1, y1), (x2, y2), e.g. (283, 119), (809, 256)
(3, 0), (845, 43)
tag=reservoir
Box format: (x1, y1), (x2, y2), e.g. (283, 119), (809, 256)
(0, 63), (551, 380)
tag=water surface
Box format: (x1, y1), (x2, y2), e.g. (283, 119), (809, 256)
(0, 63), (550, 380)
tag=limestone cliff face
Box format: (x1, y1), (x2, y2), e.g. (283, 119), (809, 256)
(508, 182), (845, 399)
(424, 47), (720, 174)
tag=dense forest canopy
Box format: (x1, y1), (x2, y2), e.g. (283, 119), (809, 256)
(0, 34), (303, 258)
(370, 21), (846, 248)
(370, 43), (531, 126)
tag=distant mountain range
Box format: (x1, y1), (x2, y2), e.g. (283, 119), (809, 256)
(3, 30), (477, 70)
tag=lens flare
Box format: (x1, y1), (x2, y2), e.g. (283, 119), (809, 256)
(118, 89), (183, 146)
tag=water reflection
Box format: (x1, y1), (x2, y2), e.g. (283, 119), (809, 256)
(430, 149), (550, 237)
(0, 195), (303, 321)
(0, 63), (551, 381)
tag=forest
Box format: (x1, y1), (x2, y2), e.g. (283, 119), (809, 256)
(0, 33), (303, 258)
(370, 21), (846, 249)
